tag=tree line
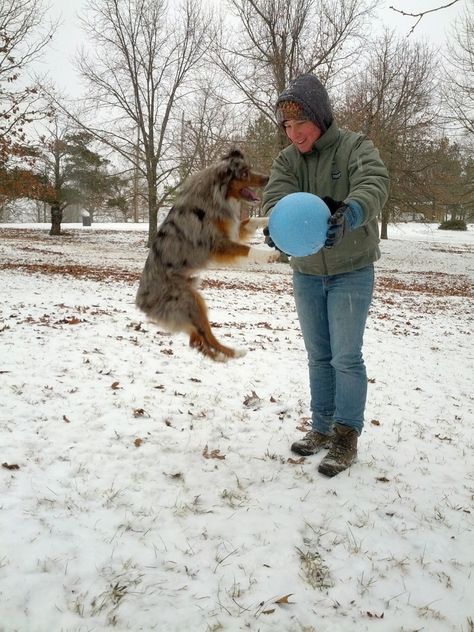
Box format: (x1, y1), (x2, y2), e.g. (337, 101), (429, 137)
(1, 0), (472, 242)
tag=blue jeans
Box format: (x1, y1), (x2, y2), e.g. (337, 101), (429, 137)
(293, 265), (374, 436)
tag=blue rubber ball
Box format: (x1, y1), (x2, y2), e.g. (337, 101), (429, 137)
(268, 192), (330, 257)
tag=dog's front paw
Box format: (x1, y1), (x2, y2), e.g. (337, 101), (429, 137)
(248, 247), (280, 264)
(246, 217), (268, 232)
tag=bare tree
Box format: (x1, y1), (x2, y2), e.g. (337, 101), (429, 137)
(0, 0), (56, 172)
(338, 30), (438, 238)
(211, 0), (378, 146)
(76, 0), (212, 245)
(177, 72), (241, 175)
(443, 4), (473, 136)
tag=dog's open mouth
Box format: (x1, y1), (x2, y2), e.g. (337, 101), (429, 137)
(239, 187), (260, 203)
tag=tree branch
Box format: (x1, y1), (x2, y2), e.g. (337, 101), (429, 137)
(389, 1), (461, 35)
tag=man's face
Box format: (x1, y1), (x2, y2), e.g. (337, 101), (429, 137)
(283, 119), (322, 153)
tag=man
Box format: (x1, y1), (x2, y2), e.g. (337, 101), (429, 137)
(263, 74), (389, 477)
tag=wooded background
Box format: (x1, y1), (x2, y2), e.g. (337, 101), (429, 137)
(1, 0), (472, 241)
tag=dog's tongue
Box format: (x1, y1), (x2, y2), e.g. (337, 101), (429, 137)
(240, 187), (260, 202)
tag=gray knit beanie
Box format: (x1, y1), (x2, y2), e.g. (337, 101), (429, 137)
(276, 74), (333, 133)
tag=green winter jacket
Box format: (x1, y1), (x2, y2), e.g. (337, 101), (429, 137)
(262, 120), (390, 275)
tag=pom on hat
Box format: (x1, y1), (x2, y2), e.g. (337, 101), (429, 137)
(276, 100), (309, 125)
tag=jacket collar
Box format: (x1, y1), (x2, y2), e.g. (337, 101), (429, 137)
(310, 120), (339, 153)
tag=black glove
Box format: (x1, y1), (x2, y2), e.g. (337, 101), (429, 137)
(322, 196), (345, 215)
(263, 225), (284, 253)
(325, 206), (350, 248)
(263, 225), (273, 247)
(323, 197), (363, 249)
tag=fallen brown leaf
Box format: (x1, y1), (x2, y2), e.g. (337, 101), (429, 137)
(66, 316), (81, 325)
(202, 445), (226, 460)
(296, 424), (310, 432)
(287, 457), (305, 464)
(56, 316), (82, 325)
(243, 390), (262, 408)
(2, 462), (20, 470)
(435, 434), (452, 442)
(169, 472), (184, 480)
(133, 408), (149, 418)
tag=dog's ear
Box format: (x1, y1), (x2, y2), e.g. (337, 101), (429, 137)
(221, 147), (243, 161)
(221, 147), (245, 171)
(216, 162), (233, 182)
(228, 148), (244, 161)
(228, 151), (249, 179)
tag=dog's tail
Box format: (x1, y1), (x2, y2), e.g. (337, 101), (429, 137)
(136, 274), (243, 361)
(136, 272), (192, 329)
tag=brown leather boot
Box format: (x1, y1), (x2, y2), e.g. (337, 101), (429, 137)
(291, 430), (333, 456)
(318, 424), (358, 477)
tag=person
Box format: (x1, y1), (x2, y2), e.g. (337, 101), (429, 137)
(262, 74), (389, 477)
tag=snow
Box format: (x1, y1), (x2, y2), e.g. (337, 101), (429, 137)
(0, 222), (473, 632)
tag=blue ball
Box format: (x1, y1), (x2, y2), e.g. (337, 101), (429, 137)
(268, 192), (330, 257)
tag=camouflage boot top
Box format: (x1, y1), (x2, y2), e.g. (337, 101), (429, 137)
(318, 423), (358, 477)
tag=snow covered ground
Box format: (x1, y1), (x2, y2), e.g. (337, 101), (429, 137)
(0, 222), (473, 632)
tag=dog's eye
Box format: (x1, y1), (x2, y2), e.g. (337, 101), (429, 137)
(241, 170), (249, 179)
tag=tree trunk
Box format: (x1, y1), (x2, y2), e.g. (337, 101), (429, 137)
(147, 177), (158, 247)
(380, 208), (389, 240)
(50, 203), (62, 236)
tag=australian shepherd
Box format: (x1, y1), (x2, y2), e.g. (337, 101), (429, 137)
(135, 148), (277, 361)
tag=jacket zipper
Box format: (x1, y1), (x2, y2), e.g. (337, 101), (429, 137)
(315, 151), (329, 276)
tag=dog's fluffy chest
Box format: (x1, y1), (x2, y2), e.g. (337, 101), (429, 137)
(225, 198), (242, 241)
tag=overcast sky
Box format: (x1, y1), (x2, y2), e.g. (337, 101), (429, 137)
(35, 0), (468, 98)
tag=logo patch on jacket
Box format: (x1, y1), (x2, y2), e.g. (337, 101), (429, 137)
(331, 169), (341, 180)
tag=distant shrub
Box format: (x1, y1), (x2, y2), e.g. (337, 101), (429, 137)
(438, 219), (467, 231)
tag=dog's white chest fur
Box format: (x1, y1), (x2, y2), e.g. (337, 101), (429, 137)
(227, 198), (243, 241)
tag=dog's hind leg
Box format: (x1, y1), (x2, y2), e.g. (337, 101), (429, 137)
(187, 289), (246, 361)
(189, 330), (225, 362)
